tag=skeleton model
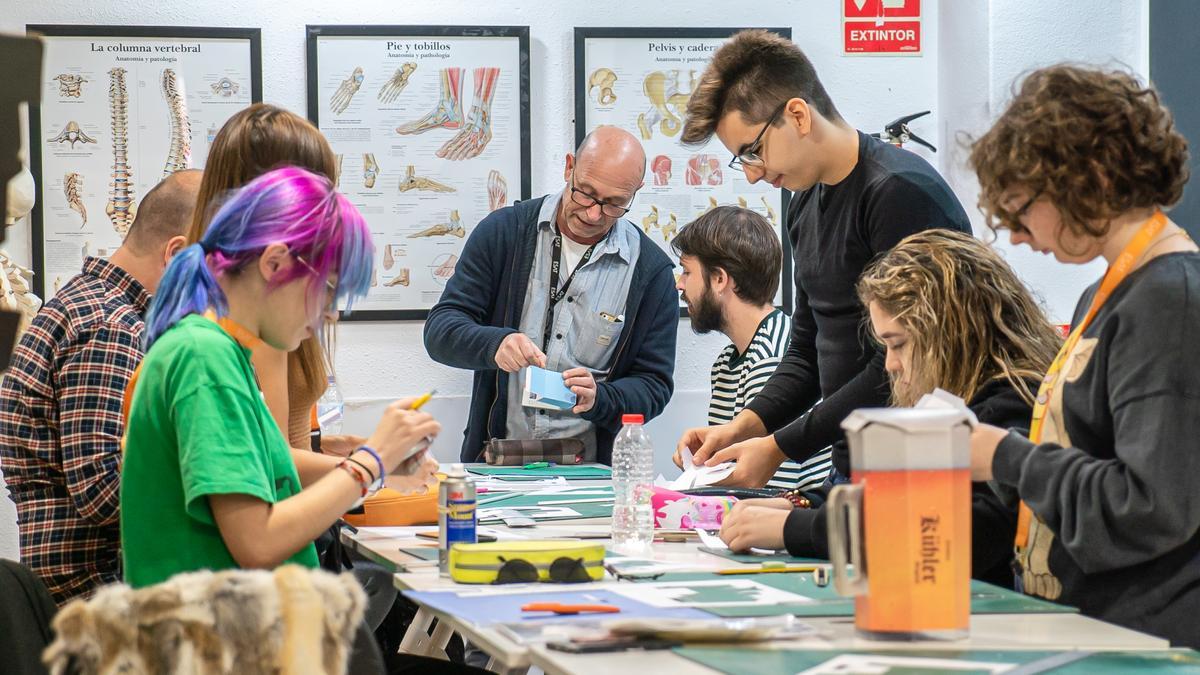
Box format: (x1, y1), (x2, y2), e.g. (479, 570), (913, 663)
(432, 254), (458, 283)
(47, 121), (96, 149)
(362, 154), (379, 189)
(107, 67), (137, 239)
(396, 67), (463, 135)
(642, 205), (659, 234)
(0, 250), (42, 335)
(64, 172), (86, 226)
(53, 73), (87, 98)
(652, 155), (672, 186)
(330, 67), (364, 115)
(686, 154), (723, 186)
(160, 68), (192, 179)
(587, 67), (618, 106)
(377, 63), (416, 104)
(408, 210), (464, 239)
(211, 77), (239, 97)
(637, 70), (697, 140)
(761, 196), (776, 224)
(437, 67), (500, 161)
(384, 268), (410, 287)
(398, 165), (454, 193)
(487, 169), (507, 212)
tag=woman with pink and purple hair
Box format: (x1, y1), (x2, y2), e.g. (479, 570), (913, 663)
(119, 167), (440, 588)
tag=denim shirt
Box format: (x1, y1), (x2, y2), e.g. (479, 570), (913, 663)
(503, 194), (640, 459)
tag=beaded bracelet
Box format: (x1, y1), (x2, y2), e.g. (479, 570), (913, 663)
(776, 488), (813, 509)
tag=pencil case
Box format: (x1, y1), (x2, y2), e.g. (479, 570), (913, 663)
(342, 482), (438, 527)
(448, 540), (606, 584)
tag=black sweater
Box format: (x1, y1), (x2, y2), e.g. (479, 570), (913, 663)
(782, 378), (1029, 588)
(745, 132), (970, 462)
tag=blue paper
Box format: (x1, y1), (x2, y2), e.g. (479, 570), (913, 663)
(404, 587), (713, 626)
(524, 366), (577, 410)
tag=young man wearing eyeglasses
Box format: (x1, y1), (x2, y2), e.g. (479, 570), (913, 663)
(425, 126), (677, 464)
(672, 30), (971, 492)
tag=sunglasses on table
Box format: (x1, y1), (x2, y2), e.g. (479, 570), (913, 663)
(493, 556), (596, 585)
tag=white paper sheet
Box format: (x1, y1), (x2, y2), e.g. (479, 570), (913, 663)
(655, 449), (736, 490)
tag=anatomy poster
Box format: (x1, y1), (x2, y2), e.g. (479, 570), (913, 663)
(575, 27), (792, 312)
(29, 25), (261, 299)
(307, 25), (531, 320)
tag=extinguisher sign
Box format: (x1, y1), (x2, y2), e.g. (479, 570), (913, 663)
(844, 0), (922, 55)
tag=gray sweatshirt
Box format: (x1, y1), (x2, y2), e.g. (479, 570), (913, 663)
(994, 252), (1200, 648)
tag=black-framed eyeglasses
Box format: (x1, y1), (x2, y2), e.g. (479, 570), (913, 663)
(729, 100), (789, 172)
(493, 556), (595, 585)
(569, 174), (635, 218)
(1004, 187), (1043, 231)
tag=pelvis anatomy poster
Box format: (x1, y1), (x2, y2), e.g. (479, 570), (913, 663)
(575, 27), (793, 312)
(29, 25), (261, 299)
(307, 25), (531, 320)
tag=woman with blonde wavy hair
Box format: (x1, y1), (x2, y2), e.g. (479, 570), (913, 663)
(968, 65), (1199, 647)
(720, 229), (1060, 587)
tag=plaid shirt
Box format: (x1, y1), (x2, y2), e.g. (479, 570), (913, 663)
(0, 257), (149, 604)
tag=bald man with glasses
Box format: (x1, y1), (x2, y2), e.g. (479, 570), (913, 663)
(425, 126), (677, 464)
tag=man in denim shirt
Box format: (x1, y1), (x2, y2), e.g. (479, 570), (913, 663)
(425, 127), (677, 463)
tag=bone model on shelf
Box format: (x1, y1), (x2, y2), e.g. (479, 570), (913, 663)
(330, 67), (364, 115)
(398, 165), (454, 193)
(0, 250), (43, 335)
(160, 68), (192, 179)
(107, 67), (137, 239)
(53, 73), (87, 98)
(487, 169), (507, 212)
(64, 172), (87, 226)
(47, 121), (96, 148)
(377, 63), (417, 104)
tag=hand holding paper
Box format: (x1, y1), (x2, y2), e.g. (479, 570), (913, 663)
(655, 448), (736, 490)
(523, 366), (577, 411)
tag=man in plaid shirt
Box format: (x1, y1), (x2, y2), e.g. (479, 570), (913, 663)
(0, 170), (202, 604)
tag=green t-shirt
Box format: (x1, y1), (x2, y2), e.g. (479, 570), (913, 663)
(120, 314), (317, 588)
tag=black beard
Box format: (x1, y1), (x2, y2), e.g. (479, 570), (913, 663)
(684, 284), (724, 334)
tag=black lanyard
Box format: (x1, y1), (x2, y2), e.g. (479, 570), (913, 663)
(542, 224), (599, 351)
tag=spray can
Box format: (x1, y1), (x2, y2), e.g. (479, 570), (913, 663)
(438, 463), (477, 576)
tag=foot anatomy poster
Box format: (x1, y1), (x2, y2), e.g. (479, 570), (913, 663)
(307, 25), (531, 320)
(29, 25), (261, 299)
(574, 27), (792, 313)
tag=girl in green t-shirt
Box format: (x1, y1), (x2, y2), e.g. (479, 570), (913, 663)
(120, 167), (440, 588)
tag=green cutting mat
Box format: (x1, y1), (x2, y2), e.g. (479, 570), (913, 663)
(477, 488), (614, 509)
(673, 647), (1200, 675)
(398, 547), (440, 561)
(641, 573), (1075, 617)
(467, 465), (612, 479)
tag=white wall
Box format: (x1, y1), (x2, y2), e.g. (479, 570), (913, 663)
(0, 0), (1150, 560)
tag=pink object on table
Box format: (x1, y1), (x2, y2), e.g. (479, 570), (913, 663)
(651, 486), (736, 530)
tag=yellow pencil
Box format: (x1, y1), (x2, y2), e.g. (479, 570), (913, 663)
(409, 389), (437, 410)
(716, 565), (822, 575)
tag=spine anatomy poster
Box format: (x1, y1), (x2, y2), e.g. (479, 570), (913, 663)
(30, 26), (261, 299)
(575, 28), (792, 311)
(308, 26), (531, 320)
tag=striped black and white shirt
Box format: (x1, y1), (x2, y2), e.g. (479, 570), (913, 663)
(708, 309), (831, 491)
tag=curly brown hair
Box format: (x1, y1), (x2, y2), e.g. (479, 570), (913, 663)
(970, 65), (1189, 247)
(857, 230), (1061, 407)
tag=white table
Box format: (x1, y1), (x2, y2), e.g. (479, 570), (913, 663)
(343, 523), (1170, 674)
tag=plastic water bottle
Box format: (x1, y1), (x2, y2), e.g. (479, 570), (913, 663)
(316, 375), (344, 436)
(611, 413), (654, 555)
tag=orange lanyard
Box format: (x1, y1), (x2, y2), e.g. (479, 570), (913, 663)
(1015, 210), (1167, 548)
(121, 311), (264, 438)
